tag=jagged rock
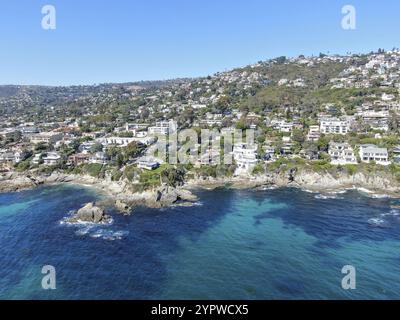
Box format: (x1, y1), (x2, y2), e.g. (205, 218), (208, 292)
(115, 199), (132, 214)
(149, 186), (198, 208)
(154, 186), (179, 206)
(0, 173), (37, 192)
(176, 189), (198, 202)
(67, 202), (111, 223)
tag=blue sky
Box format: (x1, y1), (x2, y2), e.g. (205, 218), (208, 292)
(0, 0), (399, 85)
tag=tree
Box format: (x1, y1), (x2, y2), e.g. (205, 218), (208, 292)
(317, 136), (330, 152)
(275, 56), (287, 64)
(125, 141), (144, 159)
(161, 167), (185, 187)
(292, 129), (305, 144)
(90, 142), (103, 153)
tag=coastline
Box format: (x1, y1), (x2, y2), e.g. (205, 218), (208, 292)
(1, 168), (400, 213)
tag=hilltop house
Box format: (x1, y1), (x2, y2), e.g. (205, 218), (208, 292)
(99, 137), (137, 147)
(31, 154), (42, 165)
(137, 156), (161, 170)
(263, 145), (276, 161)
(320, 118), (349, 135)
(30, 132), (63, 145)
(42, 152), (61, 166)
(232, 143), (258, 173)
(89, 152), (108, 165)
(359, 144), (389, 165)
(68, 153), (90, 166)
(148, 120), (177, 136)
(307, 125), (321, 141)
(328, 142), (357, 165)
(0, 151), (15, 163)
(281, 136), (294, 155)
(392, 146), (400, 164)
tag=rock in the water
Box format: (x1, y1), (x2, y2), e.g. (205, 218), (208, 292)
(115, 199), (132, 214)
(67, 202), (111, 223)
(177, 189), (198, 202)
(149, 186), (198, 208)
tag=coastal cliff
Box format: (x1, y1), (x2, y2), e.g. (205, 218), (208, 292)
(1, 167), (399, 213)
(186, 168), (400, 196)
(0, 170), (200, 212)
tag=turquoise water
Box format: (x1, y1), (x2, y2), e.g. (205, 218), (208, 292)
(0, 185), (399, 299)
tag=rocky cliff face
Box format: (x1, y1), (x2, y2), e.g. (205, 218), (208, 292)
(288, 169), (399, 194)
(0, 172), (39, 192)
(1, 168), (399, 213)
(185, 168), (400, 196)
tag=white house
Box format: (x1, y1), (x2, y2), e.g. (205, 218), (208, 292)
(30, 132), (63, 145)
(328, 142), (357, 165)
(100, 137), (137, 147)
(307, 125), (321, 141)
(232, 143), (258, 173)
(320, 118), (349, 135)
(263, 145), (276, 161)
(14, 151), (29, 164)
(0, 151), (15, 163)
(137, 156), (161, 170)
(42, 152), (61, 166)
(392, 146), (400, 163)
(148, 120), (177, 136)
(31, 153), (42, 165)
(359, 144), (389, 165)
(279, 122), (294, 133)
(361, 111), (389, 132)
(89, 152), (108, 165)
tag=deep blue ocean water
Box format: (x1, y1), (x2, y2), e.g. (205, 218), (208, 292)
(0, 184), (400, 299)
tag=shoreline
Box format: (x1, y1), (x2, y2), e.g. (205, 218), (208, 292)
(1, 169), (400, 212)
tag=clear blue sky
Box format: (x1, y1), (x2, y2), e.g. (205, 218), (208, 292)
(0, 0), (399, 85)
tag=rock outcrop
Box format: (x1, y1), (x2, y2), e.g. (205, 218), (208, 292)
(0, 172), (41, 192)
(66, 202), (111, 224)
(115, 199), (132, 214)
(147, 186), (198, 208)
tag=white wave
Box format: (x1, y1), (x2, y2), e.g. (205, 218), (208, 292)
(328, 190), (347, 194)
(89, 229), (129, 240)
(357, 187), (374, 194)
(381, 210), (400, 217)
(304, 189), (319, 194)
(314, 194), (344, 200)
(259, 186), (278, 191)
(369, 194), (391, 199)
(368, 218), (386, 226)
(75, 226), (95, 236)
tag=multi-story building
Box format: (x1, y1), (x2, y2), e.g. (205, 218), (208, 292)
(361, 111), (389, 131)
(359, 144), (389, 165)
(307, 125), (321, 141)
(328, 142), (357, 165)
(148, 120), (177, 135)
(320, 118), (349, 135)
(232, 143), (258, 172)
(30, 132), (63, 145)
(42, 152), (61, 166)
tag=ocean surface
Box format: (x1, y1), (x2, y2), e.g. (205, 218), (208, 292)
(0, 184), (400, 300)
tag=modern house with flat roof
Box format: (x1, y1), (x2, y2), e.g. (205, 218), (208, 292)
(30, 132), (63, 145)
(137, 156), (161, 170)
(329, 142), (357, 165)
(320, 118), (349, 135)
(42, 152), (61, 166)
(359, 144), (389, 165)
